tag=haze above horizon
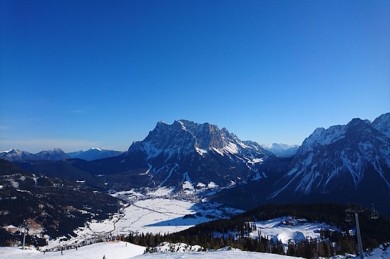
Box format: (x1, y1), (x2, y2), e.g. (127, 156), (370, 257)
(1, 0), (389, 153)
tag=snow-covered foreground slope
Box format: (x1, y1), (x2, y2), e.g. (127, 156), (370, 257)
(0, 243), (301, 259)
(2, 242), (389, 259)
(0, 241), (145, 259)
(136, 250), (301, 258)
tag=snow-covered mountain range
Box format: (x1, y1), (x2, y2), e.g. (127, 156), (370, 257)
(2, 113), (389, 214)
(0, 148), (123, 161)
(0, 148), (68, 161)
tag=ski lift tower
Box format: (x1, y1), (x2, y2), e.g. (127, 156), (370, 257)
(345, 205), (379, 259)
(20, 220), (28, 250)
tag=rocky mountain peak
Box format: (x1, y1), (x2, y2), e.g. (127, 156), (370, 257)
(123, 119), (270, 188)
(272, 113), (390, 199)
(130, 120), (254, 157)
(298, 125), (345, 154)
(372, 112), (390, 137)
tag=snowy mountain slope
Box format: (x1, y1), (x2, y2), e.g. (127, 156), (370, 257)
(259, 113), (390, 216)
(91, 120), (272, 190)
(271, 114), (390, 198)
(213, 113), (390, 215)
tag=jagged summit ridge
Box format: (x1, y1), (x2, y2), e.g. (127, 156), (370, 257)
(128, 120), (268, 158)
(124, 119), (271, 188)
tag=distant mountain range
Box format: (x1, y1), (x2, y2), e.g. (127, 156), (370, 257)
(0, 148), (123, 161)
(262, 143), (299, 157)
(1, 113), (389, 215)
(67, 148), (124, 161)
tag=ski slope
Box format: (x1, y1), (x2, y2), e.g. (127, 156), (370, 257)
(2, 242), (389, 259)
(0, 241), (144, 259)
(0, 242), (301, 259)
(136, 250), (301, 258)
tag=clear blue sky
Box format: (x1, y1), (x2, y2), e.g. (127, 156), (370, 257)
(1, 0), (389, 152)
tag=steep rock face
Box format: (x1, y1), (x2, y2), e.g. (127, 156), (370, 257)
(270, 114), (390, 201)
(123, 120), (271, 188)
(128, 120), (265, 158)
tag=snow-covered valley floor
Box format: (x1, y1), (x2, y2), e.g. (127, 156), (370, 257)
(43, 188), (243, 251)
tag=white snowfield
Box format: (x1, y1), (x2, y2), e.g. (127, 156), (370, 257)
(135, 250), (302, 259)
(0, 241), (145, 259)
(250, 217), (339, 244)
(88, 198), (212, 235)
(42, 188), (242, 251)
(0, 242), (301, 259)
(83, 190), (242, 236)
(1, 242), (390, 259)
